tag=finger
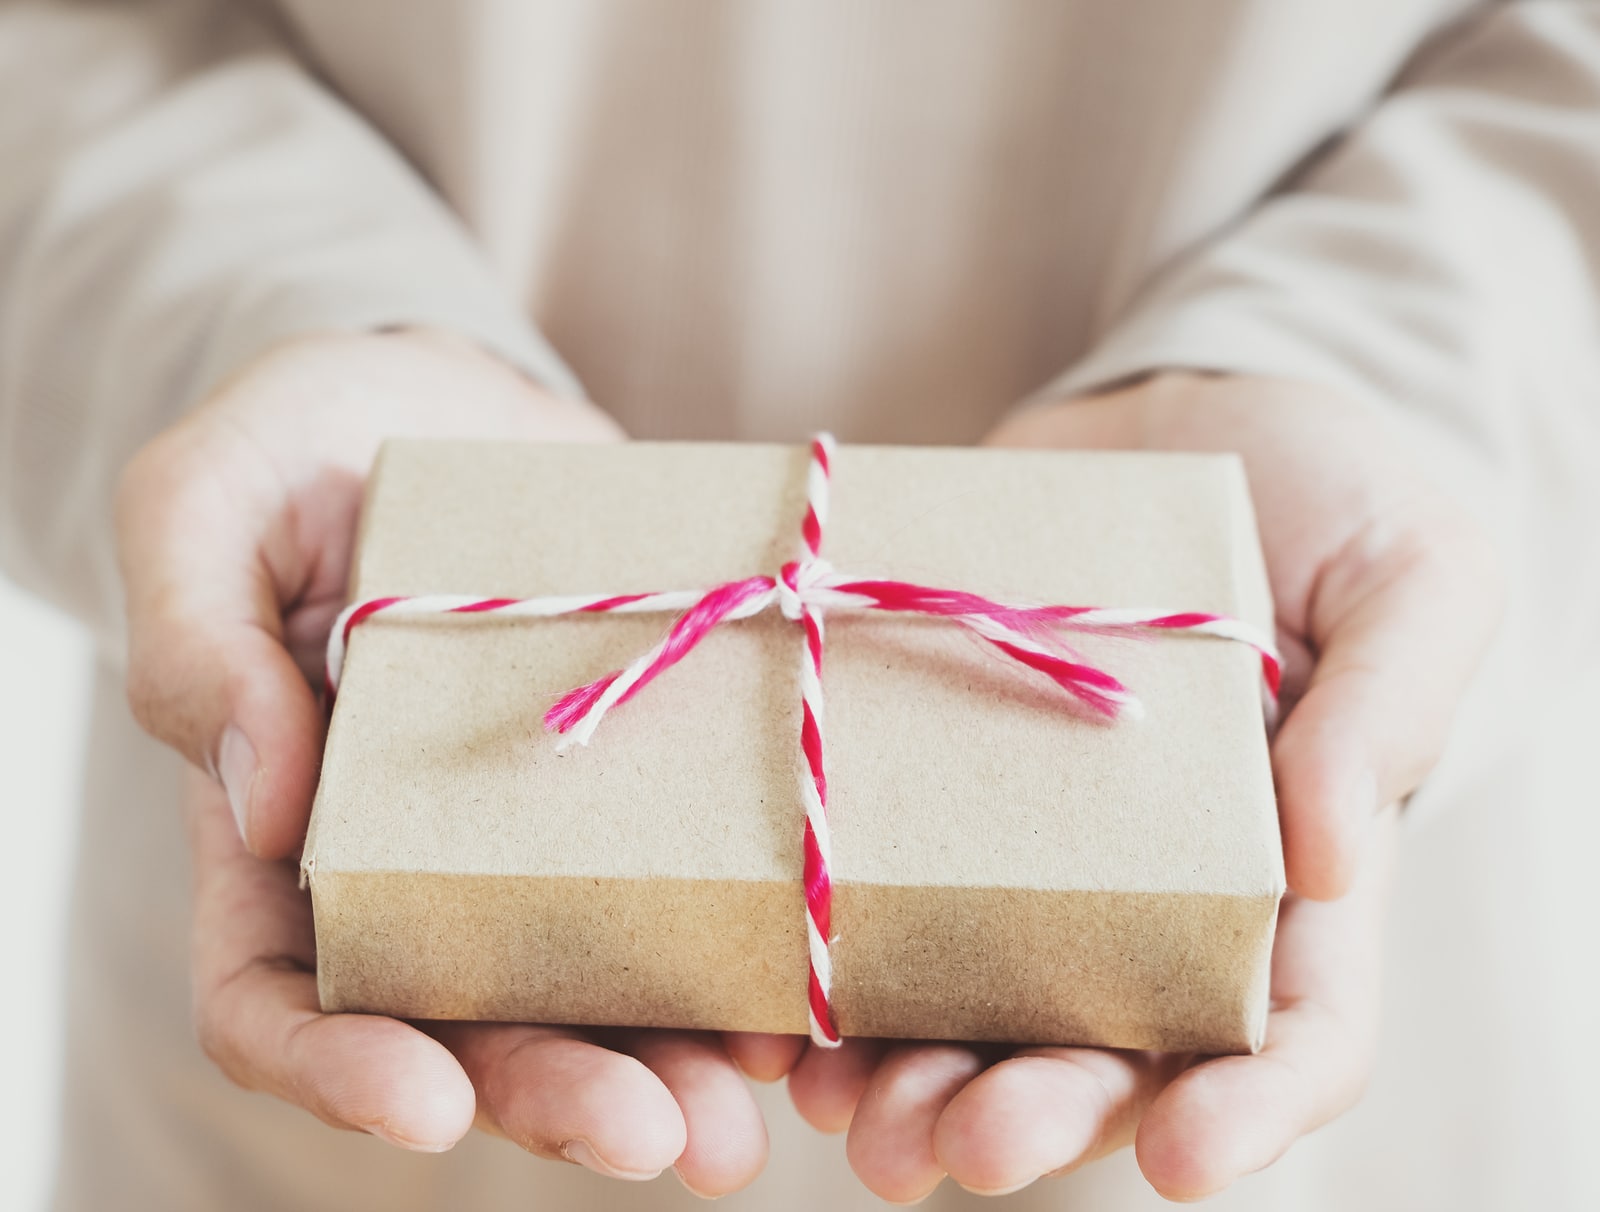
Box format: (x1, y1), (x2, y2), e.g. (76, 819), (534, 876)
(187, 773), (475, 1149)
(433, 1023), (686, 1181)
(1274, 505), (1501, 899)
(119, 425), (330, 859)
(622, 1030), (770, 1196)
(787, 1037), (889, 1133)
(844, 1044), (988, 1204)
(1137, 810), (1398, 1200)
(723, 1031), (807, 1081)
(933, 1049), (1184, 1195)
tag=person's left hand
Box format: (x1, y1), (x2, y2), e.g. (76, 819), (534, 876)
(783, 810), (1395, 1201)
(765, 372), (1503, 1200)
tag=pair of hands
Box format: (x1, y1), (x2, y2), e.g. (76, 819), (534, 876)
(117, 330), (1500, 1201)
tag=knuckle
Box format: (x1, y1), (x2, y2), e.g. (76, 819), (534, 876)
(122, 653), (166, 737)
(1300, 1004), (1378, 1121)
(192, 1002), (249, 1090)
(123, 629), (191, 749)
(192, 958), (284, 1097)
(114, 428), (191, 551)
(112, 440), (160, 533)
(1331, 1044), (1377, 1118)
(124, 619), (234, 767)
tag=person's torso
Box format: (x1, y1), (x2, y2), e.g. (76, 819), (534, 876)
(273, 0), (1468, 441)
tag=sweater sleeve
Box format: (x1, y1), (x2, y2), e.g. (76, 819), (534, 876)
(0, 0), (583, 644)
(1042, 2), (1600, 816)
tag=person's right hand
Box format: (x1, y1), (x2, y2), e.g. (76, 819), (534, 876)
(117, 330), (777, 1194)
(774, 372), (1503, 1201)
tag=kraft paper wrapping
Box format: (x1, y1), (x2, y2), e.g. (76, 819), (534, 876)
(305, 439), (1283, 1053)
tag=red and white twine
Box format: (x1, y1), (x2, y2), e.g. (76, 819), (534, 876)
(326, 434), (1281, 1047)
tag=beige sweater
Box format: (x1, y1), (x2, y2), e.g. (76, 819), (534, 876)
(3, 2), (1598, 1208)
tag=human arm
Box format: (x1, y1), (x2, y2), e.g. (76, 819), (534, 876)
(0, 0), (579, 640)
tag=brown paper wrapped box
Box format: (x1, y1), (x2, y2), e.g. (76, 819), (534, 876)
(305, 438), (1283, 1053)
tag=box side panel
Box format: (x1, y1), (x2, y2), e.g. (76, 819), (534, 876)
(832, 884), (1281, 1054)
(311, 870), (1281, 1050)
(312, 871), (810, 1034)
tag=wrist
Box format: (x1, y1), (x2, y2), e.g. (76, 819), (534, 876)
(374, 326), (625, 443)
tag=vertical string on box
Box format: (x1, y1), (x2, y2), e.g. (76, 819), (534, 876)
(789, 434), (840, 1046)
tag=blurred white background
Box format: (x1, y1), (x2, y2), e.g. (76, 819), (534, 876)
(0, 576), (90, 1210)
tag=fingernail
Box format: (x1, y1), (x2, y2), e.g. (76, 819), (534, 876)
(957, 1180), (1035, 1197)
(881, 1191), (935, 1207)
(674, 1165), (722, 1199)
(364, 1123), (455, 1153)
(218, 726), (258, 842)
(560, 1138), (662, 1181)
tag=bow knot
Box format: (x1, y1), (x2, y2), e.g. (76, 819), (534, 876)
(778, 556), (836, 620)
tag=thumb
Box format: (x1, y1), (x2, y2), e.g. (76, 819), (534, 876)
(117, 426), (328, 860)
(1273, 504), (1503, 900)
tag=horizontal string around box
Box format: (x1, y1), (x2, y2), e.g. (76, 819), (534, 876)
(326, 434), (1281, 1047)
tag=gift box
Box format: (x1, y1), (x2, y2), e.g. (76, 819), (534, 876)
(304, 437), (1283, 1053)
